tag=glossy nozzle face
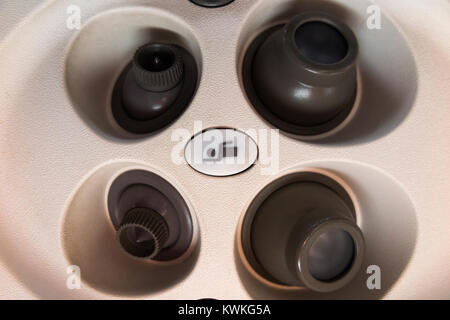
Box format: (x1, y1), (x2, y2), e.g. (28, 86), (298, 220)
(306, 229), (355, 281)
(295, 21), (349, 65)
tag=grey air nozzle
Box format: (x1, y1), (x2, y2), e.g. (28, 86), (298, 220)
(112, 42), (198, 134)
(243, 13), (359, 137)
(107, 170), (194, 261)
(132, 43), (184, 92)
(241, 171), (365, 292)
(121, 43), (184, 121)
(117, 208), (169, 259)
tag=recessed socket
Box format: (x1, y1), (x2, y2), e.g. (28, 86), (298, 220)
(239, 169), (365, 292)
(62, 162), (199, 296)
(236, 163), (417, 299)
(107, 169), (195, 262)
(237, 0), (417, 143)
(243, 12), (360, 138)
(65, 7), (202, 140)
(112, 41), (198, 135)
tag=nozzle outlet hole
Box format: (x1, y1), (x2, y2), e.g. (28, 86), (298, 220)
(136, 46), (176, 72)
(294, 21), (348, 65)
(307, 229), (355, 282)
(119, 225), (158, 258)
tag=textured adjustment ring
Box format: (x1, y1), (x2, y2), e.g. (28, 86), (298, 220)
(117, 208), (169, 259)
(133, 43), (184, 92)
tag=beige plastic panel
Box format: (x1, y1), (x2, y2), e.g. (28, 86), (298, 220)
(0, 0), (449, 299)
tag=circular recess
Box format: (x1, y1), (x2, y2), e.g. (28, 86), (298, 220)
(237, 0), (417, 144)
(239, 170), (365, 292)
(65, 7), (202, 140)
(189, 0), (235, 8)
(62, 162), (200, 295)
(236, 162), (418, 299)
(242, 12), (359, 138)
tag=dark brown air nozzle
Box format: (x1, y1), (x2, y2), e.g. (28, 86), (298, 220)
(243, 12), (359, 137)
(121, 43), (184, 121)
(117, 208), (169, 259)
(241, 171), (365, 292)
(112, 42), (198, 134)
(133, 43), (184, 92)
(107, 170), (194, 261)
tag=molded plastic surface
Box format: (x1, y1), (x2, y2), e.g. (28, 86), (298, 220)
(0, 0), (449, 300)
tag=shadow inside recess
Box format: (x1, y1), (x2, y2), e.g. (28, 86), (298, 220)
(238, 0), (418, 146)
(235, 162), (418, 299)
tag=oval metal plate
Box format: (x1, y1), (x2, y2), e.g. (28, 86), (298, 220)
(185, 128), (258, 177)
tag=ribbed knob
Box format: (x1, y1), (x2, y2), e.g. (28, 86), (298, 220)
(133, 43), (184, 92)
(117, 208), (169, 259)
